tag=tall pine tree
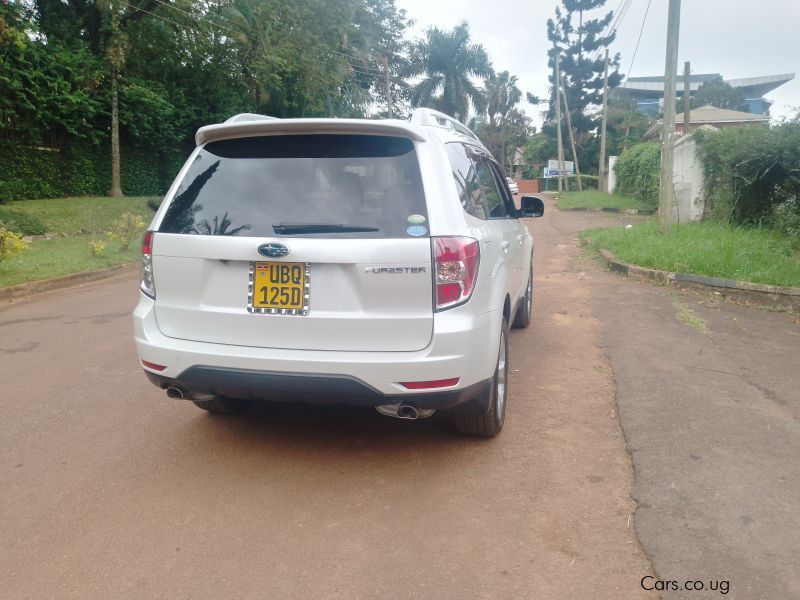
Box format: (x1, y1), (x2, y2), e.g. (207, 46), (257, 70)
(546, 0), (622, 136)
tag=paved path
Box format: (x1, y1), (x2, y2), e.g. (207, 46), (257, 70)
(554, 204), (800, 599)
(0, 203), (652, 598)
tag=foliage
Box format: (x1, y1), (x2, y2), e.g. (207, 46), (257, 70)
(89, 239), (106, 257)
(475, 71), (532, 173)
(613, 142), (660, 208)
(698, 121), (800, 226)
(546, 0), (622, 135)
(106, 212), (146, 250)
(771, 197), (800, 251)
(692, 76), (747, 111)
(0, 207), (48, 235)
(524, 133), (557, 167)
(0, 224), (29, 263)
(147, 197), (162, 212)
(407, 23), (492, 121)
(583, 221), (800, 288)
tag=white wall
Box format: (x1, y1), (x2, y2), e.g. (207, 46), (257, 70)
(672, 136), (705, 222)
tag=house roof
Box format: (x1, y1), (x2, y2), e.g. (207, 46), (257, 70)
(643, 105), (768, 139)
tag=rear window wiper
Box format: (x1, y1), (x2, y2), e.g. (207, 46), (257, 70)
(273, 223), (380, 234)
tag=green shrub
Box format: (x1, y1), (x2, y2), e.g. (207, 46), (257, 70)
(613, 142), (661, 208)
(0, 207), (48, 235)
(147, 197), (162, 212)
(771, 196), (800, 250)
(699, 121), (800, 226)
(0, 224), (29, 262)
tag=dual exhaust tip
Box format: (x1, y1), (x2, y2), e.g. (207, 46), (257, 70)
(168, 386), (431, 421)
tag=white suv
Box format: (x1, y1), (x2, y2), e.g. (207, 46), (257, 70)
(133, 108), (544, 437)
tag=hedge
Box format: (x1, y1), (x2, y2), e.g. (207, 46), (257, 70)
(613, 142), (661, 208)
(0, 141), (187, 203)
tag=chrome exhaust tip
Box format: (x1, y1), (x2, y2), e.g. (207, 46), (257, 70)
(376, 403), (435, 420)
(166, 386), (184, 400)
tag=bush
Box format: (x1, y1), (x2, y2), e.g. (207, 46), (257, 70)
(107, 212), (146, 251)
(699, 121), (800, 226)
(147, 197), (162, 212)
(613, 142), (661, 208)
(0, 208), (48, 235)
(0, 224), (29, 262)
(771, 196), (800, 251)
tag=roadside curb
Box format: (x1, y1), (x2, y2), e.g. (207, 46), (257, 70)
(596, 248), (800, 312)
(0, 262), (138, 303)
(558, 206), (656, 216)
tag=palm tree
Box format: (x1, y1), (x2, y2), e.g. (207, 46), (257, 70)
(408, 23), (492, 122)
(485, 71), (523, 172)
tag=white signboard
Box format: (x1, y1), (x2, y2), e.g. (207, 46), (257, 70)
(545, 159), (574, 177)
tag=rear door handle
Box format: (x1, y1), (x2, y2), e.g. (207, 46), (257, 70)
(501, 240), (510, 250)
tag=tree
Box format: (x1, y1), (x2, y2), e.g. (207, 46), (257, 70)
(407, 22), (492, 122)
(692, 76), (747, 111)
(546, 0), (622, 135)
(484, 71), (522, 171)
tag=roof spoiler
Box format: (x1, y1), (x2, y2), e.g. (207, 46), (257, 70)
(195, 115), (426, 146)
(409, 108), (481, 143)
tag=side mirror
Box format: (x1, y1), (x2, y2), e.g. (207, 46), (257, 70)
(520, 196), (545, 218)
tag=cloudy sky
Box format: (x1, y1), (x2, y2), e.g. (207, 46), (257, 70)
(395, 0), (800, 126)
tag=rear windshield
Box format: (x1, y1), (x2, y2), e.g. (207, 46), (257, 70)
(159, 134), (429, 239)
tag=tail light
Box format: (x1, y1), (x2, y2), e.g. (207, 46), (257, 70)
(433, 237), (479, 310)
(140, 230), (156, 298)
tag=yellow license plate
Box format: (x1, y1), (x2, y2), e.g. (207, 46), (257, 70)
(249, 262), (309, 315)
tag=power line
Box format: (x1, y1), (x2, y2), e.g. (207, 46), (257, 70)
(625, 0), (653, 78)
(589, 0), (635, 64)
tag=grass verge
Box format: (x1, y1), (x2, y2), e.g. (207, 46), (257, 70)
(582, 221), (800, 288)
(557, 191), (651, 211)
(4, 196), (156, 235)
(0, 196), (156, 287)
(0, 236), (141, 287)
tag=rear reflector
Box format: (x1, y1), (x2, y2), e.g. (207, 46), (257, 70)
(399, 378), (460, 390)
(141, 359), (166, 372)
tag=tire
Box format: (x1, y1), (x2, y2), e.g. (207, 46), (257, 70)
(455, 318), (509, 437)
(512, 264), (532, 330)
(192, 396), (249, 414)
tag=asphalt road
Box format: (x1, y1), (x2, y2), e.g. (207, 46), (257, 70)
(576, 219), (800, 599)
(0, 203), (653, 598)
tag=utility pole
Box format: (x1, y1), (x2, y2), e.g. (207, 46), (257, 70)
(598, 49), (610, 193)
(658, 0), (681, 227)
(559, 71), (583, 192)
(380, 55), (393, 119)
(554, 53), (565, 193)
(683, 61), (691, 135)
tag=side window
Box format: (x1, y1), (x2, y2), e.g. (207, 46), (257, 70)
(475, 156), (508, 219)
(488, 160), (519, 218)
(445, 143), (487, 220)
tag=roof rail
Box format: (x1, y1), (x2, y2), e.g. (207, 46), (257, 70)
(409, 108), (480, 143)
(224, 113), (280, 124)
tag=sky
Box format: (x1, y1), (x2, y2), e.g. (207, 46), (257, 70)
(394, 0), (800, 127)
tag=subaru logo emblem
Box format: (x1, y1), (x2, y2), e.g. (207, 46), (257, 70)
(258, 242), (290, 258)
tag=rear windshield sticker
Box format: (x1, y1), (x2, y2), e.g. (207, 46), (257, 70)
(406, 225), (427, 236)
(407, 214), (426, 224)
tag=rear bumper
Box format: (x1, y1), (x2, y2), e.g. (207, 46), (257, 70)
(144, 367), (492, 415)
(133, 294), (501, 407)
